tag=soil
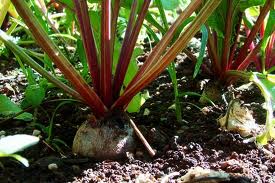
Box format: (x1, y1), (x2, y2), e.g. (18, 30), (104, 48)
(0, 55), (275, 183)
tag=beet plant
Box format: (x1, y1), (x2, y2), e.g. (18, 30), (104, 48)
(0, 0), (221, 159)
(195, 0), (275, 144)
(200, 0), (274, 83)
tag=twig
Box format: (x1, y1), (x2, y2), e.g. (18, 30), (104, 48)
(183, 48), (197, 63)
(42, 140), (56, 152)
(126, 115), (156, 157)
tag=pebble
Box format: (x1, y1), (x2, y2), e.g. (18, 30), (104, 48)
(170, 136), (179, 150)
(231, 151), (239, 159)
(260, 165), (268, 171)
(143, 108), (150, 116)
(124, 175), (130, 181)
(219, 159), (243, 173)
(156, 171), (165, 178)
(48, 163), (58, 171)
(32, 129), (41, 136)
(126, 152), (135, 161)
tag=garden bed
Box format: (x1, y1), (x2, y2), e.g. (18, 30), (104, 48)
(1, 56), (274, 183)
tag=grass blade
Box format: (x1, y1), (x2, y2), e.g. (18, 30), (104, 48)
(193, 25), (208, 78)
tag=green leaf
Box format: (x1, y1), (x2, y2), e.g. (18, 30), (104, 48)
(246, 6), (260, 16)
(256, 131), (269, 144)
(124, 48), (144, 113)
(240, 0), (266, 11)
(250, 73), (275, 110)
(145, 13), (166, 35)
(251, 73), (275, 144)
(25, 67), (37, 85)
(270, 119), (275, 138)
(193, 25), (208, 78)
(144, 23), (161, 42)
(160, 0), (180, 10)
(64, 8), (74, 30)
(88, 10), (101, 51)
(0, 0), (11, 27)
(206, 0), (242, 57)
(112, 36), (145, 112)
(179, 91), (216, 107)
(0, 153), (30, 167)
(25, 84), (45, 107)
(43, 54), (55, 73)
(173, 16), (195, 42)
(207, 1), (227, 38)
(76, 38), (89, 78)
(10, 154), (29, 167)
(123, 48), (142, 84)
(0, 134), (39, 154)
(57, 0), (74, 9)
(127, 94), (144, 113)
(29, 0), (49, 32)
(0, 94), (33, 121)
(261, 9), (275, 55)
(121, 0), (144, 10)
(207, 0), (241, 34)
(262, 74), (275, 109)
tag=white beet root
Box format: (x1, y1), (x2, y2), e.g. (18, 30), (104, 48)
(72, 113), (135, 160)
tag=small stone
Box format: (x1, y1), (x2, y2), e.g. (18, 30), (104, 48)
(126, 152), (135, 161)
(219, 161), (230, 169)
(219, 159), (242, 173)
(230, 152), (239, 159)
(32, 129), (41, 136)
(170, 136), (179, 150)
(0, 131), (6, 136)
(260, 165), (268, 171)
(201, 107), (210, 115)
(48, 163), (58, 171)
(135, 173), (156, 183)
(143, 108), (150, 116)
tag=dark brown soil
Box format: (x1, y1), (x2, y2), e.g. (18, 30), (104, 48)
(0, 56), (274, 183)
